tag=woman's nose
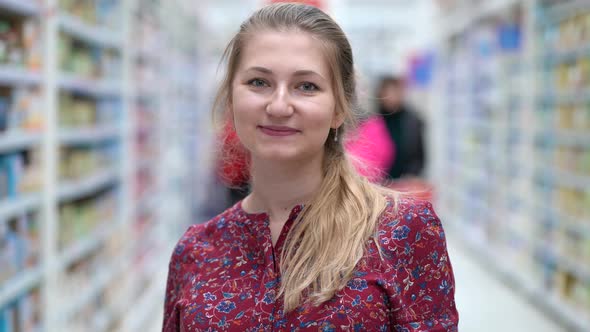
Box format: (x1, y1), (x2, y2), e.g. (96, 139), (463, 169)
(265, 85), (294, 117)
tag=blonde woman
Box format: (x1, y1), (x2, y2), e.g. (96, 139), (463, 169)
(163, 3), (458, 331)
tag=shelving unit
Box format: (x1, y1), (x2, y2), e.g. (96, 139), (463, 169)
(433, 0), (590, 330)
(0, 0), (201, 331)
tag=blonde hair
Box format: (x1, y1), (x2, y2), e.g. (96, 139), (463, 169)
(212, 3), (398, 312)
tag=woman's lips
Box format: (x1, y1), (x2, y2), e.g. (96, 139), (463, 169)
(258, 125), (300, 137)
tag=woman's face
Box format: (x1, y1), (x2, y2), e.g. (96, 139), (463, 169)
(231, 30), (341, 163)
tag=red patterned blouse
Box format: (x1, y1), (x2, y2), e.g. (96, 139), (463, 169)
(163, 198), (458, 331)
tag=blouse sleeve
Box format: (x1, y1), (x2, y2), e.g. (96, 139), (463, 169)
(162, 225), (196, 332)
(378, 199), (459, 331)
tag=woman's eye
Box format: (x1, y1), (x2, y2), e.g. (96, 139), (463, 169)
(299, 82), (318, 92)
(248, 78), (267, 87)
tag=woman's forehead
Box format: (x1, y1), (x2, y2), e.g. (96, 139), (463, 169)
(238, 30), (331, 77)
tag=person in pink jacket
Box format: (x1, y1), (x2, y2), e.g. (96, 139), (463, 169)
(345, 115), (395, 183)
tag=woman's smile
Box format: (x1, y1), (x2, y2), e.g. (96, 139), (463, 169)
(258, 125), (301, 137)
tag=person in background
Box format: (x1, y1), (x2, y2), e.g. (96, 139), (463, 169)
(377, 75), (426, 179)
(163, 3), (457, 331)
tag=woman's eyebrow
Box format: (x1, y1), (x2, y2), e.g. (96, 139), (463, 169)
(293, 70), (326, 80)
(244, 66), (272, 74)
(244, 67), (326, 80)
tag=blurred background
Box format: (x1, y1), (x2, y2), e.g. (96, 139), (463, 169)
(0, 0), (588, 331)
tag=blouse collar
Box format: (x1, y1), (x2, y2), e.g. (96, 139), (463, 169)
(235, 200), (304, 224)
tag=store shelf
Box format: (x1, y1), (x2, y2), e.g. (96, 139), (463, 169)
(0, 66), (42, 85)
(539, 293), (590, 332)
(541, 0), (590, 24)
(58, 13), (123, 49)
(94, 276), (135, 332)
(58, 168), (120, 202)
(537, 241), (590, 283)
(0, 131), (42, 153)
(59, 74), (122, 98)
(441, 0), (522, 38)
(0, 193), (42, 223)
(0, 0), (41, 16)
(537, 167), (590, 191)
(59, 126), (121, 145)
(536, 130), (590, 147)
(94, 308), (115, 332)
(541, 90), (590, 105)
(555, 213), (590, 239)
(122, 270), (166, 332)
(454, 224), (590, 332)
(137, 193), (158, 216)
(541, 44), (590, 64)
(58, 258), (126, 325)
(0, 268), (42, 308)
(58, 222), (122, 270)
(558, 252), (590, 284)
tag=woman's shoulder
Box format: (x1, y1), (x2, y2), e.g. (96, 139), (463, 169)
(376, 196), (446, 251)
(170, 203), (244, 259)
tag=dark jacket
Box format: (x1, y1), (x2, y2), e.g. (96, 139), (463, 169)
(380, 104), (425, 179)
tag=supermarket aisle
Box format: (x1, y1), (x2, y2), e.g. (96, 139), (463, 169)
(448, 238), (564, 332)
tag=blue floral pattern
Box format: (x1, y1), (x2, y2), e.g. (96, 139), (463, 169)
(163, 198), (458, 331)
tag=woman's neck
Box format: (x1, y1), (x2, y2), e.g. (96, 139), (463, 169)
(244, 155), (323, 221)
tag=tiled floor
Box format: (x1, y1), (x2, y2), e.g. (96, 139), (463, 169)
(448, 239), (565, 332)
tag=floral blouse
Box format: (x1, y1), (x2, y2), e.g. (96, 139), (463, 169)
(163, 198), (458, 331)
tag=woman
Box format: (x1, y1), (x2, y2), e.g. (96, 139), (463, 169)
(163, 3), (458, 331)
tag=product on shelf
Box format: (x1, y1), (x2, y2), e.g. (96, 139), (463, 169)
(59, 224), (126, 332)
(0, 87), (43, 133)
(59, 0), (122, 30)
(59, 93), (120, 128)
(0, 13), (42, 69)
(0, 287), (41, 332)
(59, 144), (119, 181)
(0, 212), (40, 285)
(59, 93), (96, 127)
(59, 189), (118, 250)
(58, 34), (122, 80)
(553, 11), (590, 51)
(0, 150), (42, 200)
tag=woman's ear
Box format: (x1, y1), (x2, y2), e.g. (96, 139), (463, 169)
(331, 111), (345, 129)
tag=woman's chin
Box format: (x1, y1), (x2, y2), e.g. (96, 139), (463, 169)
(253, 147), (302, 163)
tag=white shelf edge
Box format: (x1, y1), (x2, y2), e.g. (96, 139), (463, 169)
(59, 126), (121, 145)
(0, 193), (42, 222)
(58, 74), (122, 98)
(0, 131), (42, 153)
(0, 66), (42, 85)
(0, 268), (42, 308)
(58, 13), (123, 49)
(0, 0), (40, 16)
(58, 168), (120, 202)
